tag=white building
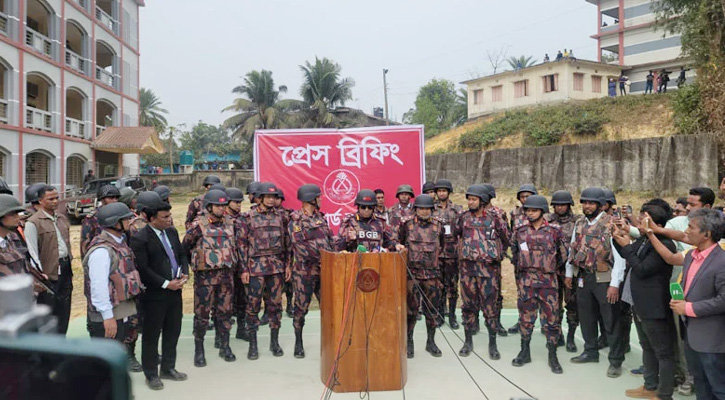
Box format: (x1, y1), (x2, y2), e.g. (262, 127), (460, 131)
(0, 0), (158, 201)
(586, 0), (693, 93)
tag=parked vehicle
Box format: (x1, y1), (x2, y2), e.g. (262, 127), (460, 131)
(65, 176), (146, 222)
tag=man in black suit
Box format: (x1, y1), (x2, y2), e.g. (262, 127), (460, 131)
(130, 199), (189, 390)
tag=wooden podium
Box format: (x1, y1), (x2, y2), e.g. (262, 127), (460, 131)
(320, 250), (408, 393)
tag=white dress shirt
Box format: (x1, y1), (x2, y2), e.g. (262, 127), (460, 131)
(88, 231), (125, 320)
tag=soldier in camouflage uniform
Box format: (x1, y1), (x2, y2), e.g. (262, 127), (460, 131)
(388, 184), (415, 235)
(507, 183), (537, 335)
(224, 188), (250, 342)
(0, 195), (33, 278)
(274, 188), (296, 319)
(183, 189), (243, 366)
(422, 181), (436, 196)
(546, 190), (582, 352)
(399, 194), (444, 358)
(288, 184), (342, 358)
(373, 189), (389, 223)
(456, 185), (510, 360)
(566, 187), (627, 378)
(239, 182), (291, 360)
(478, 183), (511, 336)
(80, 185), (121, 259)
(185, 175), (221, 231)
(432, 179), (463, 329)
(511, 195), (567, 374)
(339, 189), (402, 252)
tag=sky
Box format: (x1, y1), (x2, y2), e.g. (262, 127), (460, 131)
(139, 0), (598, 129)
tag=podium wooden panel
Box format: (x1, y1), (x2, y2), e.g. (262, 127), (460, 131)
(320, 251), (407, 393)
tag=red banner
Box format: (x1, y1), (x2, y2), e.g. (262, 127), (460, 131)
(254, 126), (426, 232)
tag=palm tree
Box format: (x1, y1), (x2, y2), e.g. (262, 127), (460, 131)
(299, 57), (354, 127)
(507, 55), (537, 70)
(139, 88), (168, 131)
(222, 70), (305, 143)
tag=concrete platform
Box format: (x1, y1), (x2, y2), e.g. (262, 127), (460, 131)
(67, 310), (690, 400)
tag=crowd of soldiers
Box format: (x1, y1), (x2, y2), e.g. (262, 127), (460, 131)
(0, 173), (717, 394)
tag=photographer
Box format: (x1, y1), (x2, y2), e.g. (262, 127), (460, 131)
(613, 204), (677, 400)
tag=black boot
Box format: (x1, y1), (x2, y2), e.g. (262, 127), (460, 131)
(294, 328), (305, 359)
(557, 333), (565, 347)
(512, 339), (531, 366)
(488, 327), (501, 360)
(270, 328), (283, 357)
(547, 343), (563, 374)
(126, 343), (143, 373)
(566, 325), (578, 353)
(472, 314), (480, 335)
(194, 339), (207, 367)
(218, 332), (236, 362)
(448, 300), (459, 330)
(495, 309), (508, 337)
(425, 326), (442, 357)
(260, 310), (270, 326)
(407, 329), (415, 359)
(214, 330), (221, 349)
(459, 329), (473, 357)
(247, 330), (259, 360)
(236, 319), (250, 341)
(508, 322), (520, 335)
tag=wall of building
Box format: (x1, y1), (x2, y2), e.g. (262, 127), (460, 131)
(425, 135), (718, 195)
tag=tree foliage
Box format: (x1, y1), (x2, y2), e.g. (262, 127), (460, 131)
(139, 88), (168, 132)
(298, 57), (355, 128)
(405, 79), (467, 137)
(654, 0), (725, 134)
(507, 55), (537, 70)
(178, 122), (237, 162)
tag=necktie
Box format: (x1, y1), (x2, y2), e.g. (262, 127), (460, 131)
(160, 231), (180, 278)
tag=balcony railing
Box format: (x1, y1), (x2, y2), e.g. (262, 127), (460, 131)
(95, 6), (118, 33)
(65, 117), (85, 138)
(96, 125), (106, 137)
(26, 106), (52, 132)
(95, 66), (115, 88)
(74, 0), (88, 10)
(0, 99), (8, 124)
(26, 28), (52, 57)
(0, 11), (8, 37)
(65, 50), (87, 75)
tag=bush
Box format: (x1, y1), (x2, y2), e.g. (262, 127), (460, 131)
(572, 111), (608, 135)
(671, 82), (707, 134)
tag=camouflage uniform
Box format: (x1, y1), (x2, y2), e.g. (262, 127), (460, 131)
(0, 232), (31, 277)
(288, 209), (341, 330)
(225, 209), (247, 325)
(511, 221), (567, 345)
(276, 206), (295, 316)
(433, 200), (463, 318)
(338, 213), (398, 252)
(388, 203), (414, 237)
(485, 204), (511, 331)
(398, 215), (445, 331)
(124, 212), (146, 352)
(182, 215), (243, 349)
(374, 207), (389, 224)
(546, 212), (581, 328)
(239, 206), (289, 332)
(80, 208), (103, 259)
(185, 195), (204, 231)
(127, 214), (148, 239)
(455, 209), (510, 332)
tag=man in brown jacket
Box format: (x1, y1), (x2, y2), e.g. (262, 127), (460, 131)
(25, 185), (73, 335)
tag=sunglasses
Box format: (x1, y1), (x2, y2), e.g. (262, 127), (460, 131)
(359, 205), (374, 210)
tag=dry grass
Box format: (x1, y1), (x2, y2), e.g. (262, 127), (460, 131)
(68, 189), (692, 319)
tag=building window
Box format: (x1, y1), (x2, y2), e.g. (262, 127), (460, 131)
(573, 73), (584, 91)
(0, 151), (5, 178)
(592, 75), (602, 93)
(66, 156), (85, 189)
(473, 89), (483, 105)
(543, 74), (558, 93)
(491, 85), (503, 102)
(26, 151), (50, 184)
(514, 80), (529, 98)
